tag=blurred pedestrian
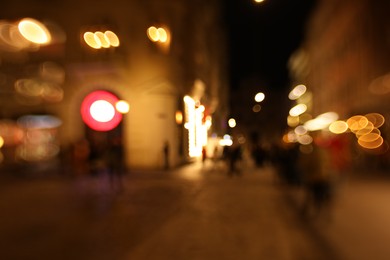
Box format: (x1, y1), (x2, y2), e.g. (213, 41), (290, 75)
(212, 146), (220, 169)
(88, 136), (108, 177)
(202, 146), (207, 166)
(298, 133), (337, 220)
(251, 144), (266, 168)
(228, 144), (242, 177)
(107, 135), (124, 192)
(163, 141), (170, 170)
(71, 138), (90, 176)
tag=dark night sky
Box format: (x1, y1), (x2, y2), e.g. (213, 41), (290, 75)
(224, 0), (317, 90)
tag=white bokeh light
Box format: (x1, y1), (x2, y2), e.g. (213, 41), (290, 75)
(90, 100), (115, 122)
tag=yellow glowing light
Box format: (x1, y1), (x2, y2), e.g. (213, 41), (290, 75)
(329, 120), (348, 134)
(359, 132), (381, 143)
(15, 79), (43, 97)
(355, 121), (374, 137)
(289, 104), (307, 117)
(147, 26), (159, 42)
(347, 115), (368, 133)
(104, 30), (120, 47)
(18, 18), (51, 44)
(115, 100), (130, 114)
(175, 111), (183, 124)
(0, 136), (4, 148)
(157, 28), (168, 42)
(287, 115), (299, 127)
(288, 84), (307, 100)
(254, 92), (265, 102)
(304, 112), (338, 131)
(205, 116), (212, 129)
(83, 30), (120, 49)
(228, 118), (236, 128)
(90, 100), (115, 122)
(0, 22), (31, 50)
(83, 32), (101, 49)
(254, 0), (265, 3)
(365, 113), (385, 128)
(95, 31), (110, 48)
(358, 135), (383, 149)
(147, 26), (169, 43)
(282, 134), (290, 144)
(184, 95), (204, 157)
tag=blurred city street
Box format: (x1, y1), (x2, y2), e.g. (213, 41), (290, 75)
(1, 160), (390, 260)
(0, 1), (389, 259)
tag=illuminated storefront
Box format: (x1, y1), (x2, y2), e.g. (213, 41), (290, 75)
(183, 95), (209, 158)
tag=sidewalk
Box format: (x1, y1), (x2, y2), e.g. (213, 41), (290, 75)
(284, 173), (390, 260)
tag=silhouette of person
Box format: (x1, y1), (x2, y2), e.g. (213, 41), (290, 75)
(163, 141), (170, 170)
(299, 134), (335, 219)
(228, 144), (242, 177)
(107, 135), (124, 192)
(202, 146), (207, 165)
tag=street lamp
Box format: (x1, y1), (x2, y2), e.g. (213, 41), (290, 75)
(228, 118), (236, 128)
(147, 26), (169, 43)
(115, 100), (130, 114)
(83, 30), (120, 49)
(18, 18), (51, 45)
(254, 92), (265, 102)
(147, 25), (171, 53)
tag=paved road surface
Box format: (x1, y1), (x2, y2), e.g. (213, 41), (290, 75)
(0, 161), (363, 259)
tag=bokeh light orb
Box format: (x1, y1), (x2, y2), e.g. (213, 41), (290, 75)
(228, 118), (236, 128)
(147, 26), (159, 42)
(81, 90), (122, 131)
(157, 28), (168, 42)
(115, 100), (130, 114)
(90, 100), (115, 122)
(18, 18), (51, 44)
(104, 30), (120, 47)
(254, 92), (265, 102)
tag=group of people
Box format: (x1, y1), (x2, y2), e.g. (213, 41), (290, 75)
(204, 132), (350, 220)
(71, 132), (125, 192)
(273, 132), (350, 220)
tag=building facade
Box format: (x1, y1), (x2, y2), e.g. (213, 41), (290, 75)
(0, 0), (229, 170)
(288, 0), (390, 170)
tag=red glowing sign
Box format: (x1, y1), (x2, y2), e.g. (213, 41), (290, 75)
(81, 90), (122, 131)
